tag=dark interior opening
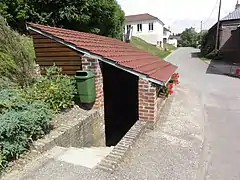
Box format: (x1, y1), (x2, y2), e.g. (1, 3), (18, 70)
(102, 63), (139, 146)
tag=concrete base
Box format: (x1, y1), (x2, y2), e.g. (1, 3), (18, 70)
(56, 146), (114, 169)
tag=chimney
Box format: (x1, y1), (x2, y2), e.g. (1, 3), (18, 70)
(236, 0), (240, 9)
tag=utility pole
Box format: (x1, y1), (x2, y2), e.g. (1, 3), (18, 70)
(200, 21), (203, 32)
(215, 0), (222, 51)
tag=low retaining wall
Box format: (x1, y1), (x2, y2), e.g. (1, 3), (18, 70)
(32, 109), (105, 153)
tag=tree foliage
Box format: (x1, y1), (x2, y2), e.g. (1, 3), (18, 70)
(0, 0), (125, 39)
(179, 27), (199, 47)
(0, 16), (35, 87)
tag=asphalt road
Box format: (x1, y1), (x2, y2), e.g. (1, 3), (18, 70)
(166, 47), (240, 180)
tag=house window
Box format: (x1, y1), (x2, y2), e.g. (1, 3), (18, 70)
(137, 24), (142, 32)
(149, 23), (154, 31)
(126, 25), (131, 32)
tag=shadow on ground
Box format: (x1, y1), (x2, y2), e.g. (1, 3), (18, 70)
(191, 52), (239, 77)
(191, 52), (201, 58)
(205, 60), (228, 76)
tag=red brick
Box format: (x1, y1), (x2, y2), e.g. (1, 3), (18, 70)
(145, 106), (154, 110)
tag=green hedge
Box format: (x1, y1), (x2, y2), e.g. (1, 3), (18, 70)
(0, 66), (76, 171)
(0, 86), (53, 170)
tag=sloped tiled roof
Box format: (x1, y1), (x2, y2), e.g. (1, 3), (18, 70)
(27, 23), (176, 83)
(221, 8), (240, 21)
(125, 13), (164, 25)
(164, 27), (171, 32)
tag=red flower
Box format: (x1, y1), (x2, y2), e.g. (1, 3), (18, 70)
(236, 69), (240, 75)
(168, 83), (173, 90)
(175, 79), (179, 85)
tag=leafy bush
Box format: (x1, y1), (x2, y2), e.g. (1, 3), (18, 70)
(0, 87), (27, 114)
(22, 65), (77, 112)
(0, 101), (52, 169)
(0, 85), (53, 170)
(0, 16), (35, 86)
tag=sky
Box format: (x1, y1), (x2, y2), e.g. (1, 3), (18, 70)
(117, 0), (238, 33)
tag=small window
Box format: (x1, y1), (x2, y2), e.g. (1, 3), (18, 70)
(149, 23), (154, 31)
(127, 25), (131, 32)
(137, 24), (142, 32)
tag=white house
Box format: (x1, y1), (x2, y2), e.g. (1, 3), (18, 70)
(124, 13), (165, 47)
(163, 27), (171, 44)
(168, 35), (178, 47)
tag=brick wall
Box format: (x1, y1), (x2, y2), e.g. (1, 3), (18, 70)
(81, 56), (104, 109)
(138, 78), (157, 123)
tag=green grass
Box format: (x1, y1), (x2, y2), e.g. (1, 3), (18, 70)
(164, 43), (177, 51)
(200, 56), (211, 61)
(130, 37), (174, 58)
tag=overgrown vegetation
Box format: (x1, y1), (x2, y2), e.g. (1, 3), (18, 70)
(22, 66), (77, 112)
(131, 37), (172, 58)
(0, 66), (76, 172)
(0, 85), (53, 170)
(0, 0), (125, 39)
(200, 29), (223, 60)
(0, 16), (35, 87)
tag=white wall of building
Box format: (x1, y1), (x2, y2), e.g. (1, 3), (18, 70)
(163, 30), (171, 43)
(168, 39), (178, 47)
(125, 20), (164, 47)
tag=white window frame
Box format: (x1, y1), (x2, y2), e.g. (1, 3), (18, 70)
(149, 23), (154, 31)
(137, 24), (142, 32)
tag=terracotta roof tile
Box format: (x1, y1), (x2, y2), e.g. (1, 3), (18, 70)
(27, 23), (177, 83)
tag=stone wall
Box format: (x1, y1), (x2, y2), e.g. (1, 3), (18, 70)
(33, 109), (106, 153)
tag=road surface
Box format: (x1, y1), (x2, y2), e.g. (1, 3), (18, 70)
(166, 47), (240, 180)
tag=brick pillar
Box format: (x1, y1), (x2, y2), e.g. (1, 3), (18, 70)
(138, 78), (157, 128)
(81, 56), (104, 109)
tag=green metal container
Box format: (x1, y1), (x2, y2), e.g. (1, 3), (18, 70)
(75, 70), (96, 103)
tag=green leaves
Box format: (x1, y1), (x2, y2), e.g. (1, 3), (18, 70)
(179, 28), (199, 48)
(0, 0), (124, 39)
(0, 86), (53, 169)
(0, 16), (35, 87)
(22, 65), (77, 112)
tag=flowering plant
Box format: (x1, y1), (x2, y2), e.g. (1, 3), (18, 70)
(158, 73), (179, 97)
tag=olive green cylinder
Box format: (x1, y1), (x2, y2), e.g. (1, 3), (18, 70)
(75, 70), (96, 103)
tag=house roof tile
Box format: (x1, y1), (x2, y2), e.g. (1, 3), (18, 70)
(27, 23), (177, 83)
(221, 8), (240, 21)
(125, 13), (164, 25)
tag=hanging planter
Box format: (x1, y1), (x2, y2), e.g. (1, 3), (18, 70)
(157, 73), (179, 98)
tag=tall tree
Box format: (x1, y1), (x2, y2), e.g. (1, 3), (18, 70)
(179, 27), (198, 47)
(0, 0), (125, 39)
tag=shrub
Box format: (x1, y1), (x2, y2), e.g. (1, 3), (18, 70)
(0, 85), (53, 170)
(22, 65), (77, 112)
(0, 101), (52, 169)
(0, 87), (27, 114)
(0, 16), (35, 86)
